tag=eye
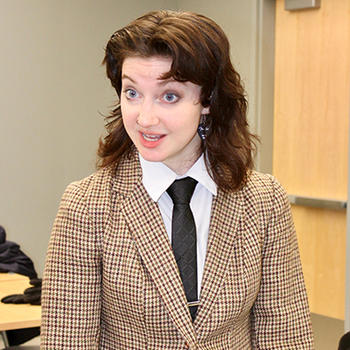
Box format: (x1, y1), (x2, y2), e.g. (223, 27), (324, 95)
(124, 88), (139, 99)
(162, 92), (179, 103)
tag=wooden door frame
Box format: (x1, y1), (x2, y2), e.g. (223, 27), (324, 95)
(254, 0), (276, 174)
(346, 106), (350, 331)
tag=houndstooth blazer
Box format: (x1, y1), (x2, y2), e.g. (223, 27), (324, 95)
(41, 152), (314, 349)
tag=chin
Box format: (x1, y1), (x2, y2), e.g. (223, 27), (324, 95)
(139, 151), (166, 163)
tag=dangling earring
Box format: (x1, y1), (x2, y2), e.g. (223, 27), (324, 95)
(197, 114), (210, 141)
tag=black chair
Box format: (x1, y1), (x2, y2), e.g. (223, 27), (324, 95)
(339, 331), (350, 350)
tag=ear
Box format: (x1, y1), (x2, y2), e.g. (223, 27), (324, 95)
(201, 106), (210, 115)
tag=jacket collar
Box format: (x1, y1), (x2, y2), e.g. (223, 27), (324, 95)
(111, 148), (143, 197)
(111, 150), (244, 343)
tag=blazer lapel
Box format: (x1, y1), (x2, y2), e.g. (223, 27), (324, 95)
(194, 187), (244, 332)
(113, 152), (197, 345)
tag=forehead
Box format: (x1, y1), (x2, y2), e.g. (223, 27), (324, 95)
(121, 56), (173, 81)
(121, 55), (203, 96)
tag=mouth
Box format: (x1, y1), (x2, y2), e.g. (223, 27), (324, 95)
(141, 133), (164, 142)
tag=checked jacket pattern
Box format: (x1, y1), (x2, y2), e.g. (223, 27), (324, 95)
(41, 151), (314, 349)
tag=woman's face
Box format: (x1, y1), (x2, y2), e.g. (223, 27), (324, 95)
(121, 56), (209, 175)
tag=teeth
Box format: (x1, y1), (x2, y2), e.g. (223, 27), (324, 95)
(142, 133), (161, 141)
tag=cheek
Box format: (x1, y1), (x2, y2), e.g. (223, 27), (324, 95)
(120, 99), (128, 118)
(169, 112), (200, 138)
(183, 108), (202, 129)
(121, 105), (136, 128)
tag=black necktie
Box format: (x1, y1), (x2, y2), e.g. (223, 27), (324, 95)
(167, 177), (198, 321)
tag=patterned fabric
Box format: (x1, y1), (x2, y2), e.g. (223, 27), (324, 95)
(41, 152), (314, 349)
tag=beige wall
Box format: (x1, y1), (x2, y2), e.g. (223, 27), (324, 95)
(0, 0), (175, 275)
(0, 0), (274, 275)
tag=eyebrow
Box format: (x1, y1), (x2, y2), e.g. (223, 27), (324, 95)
(121, 74), (136, 83)
(121, 74), (178, 86)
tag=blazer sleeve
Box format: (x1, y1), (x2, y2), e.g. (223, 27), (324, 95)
(41, 181), (102, 349)
(250, 176), (314, 349)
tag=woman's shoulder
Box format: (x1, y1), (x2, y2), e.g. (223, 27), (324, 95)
(61, 166), (116, 209)
(61, 152), (141, 208)
(243, 170), (289, 209)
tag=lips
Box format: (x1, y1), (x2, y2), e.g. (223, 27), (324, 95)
(142, 133), (162, 142)
(138, 131), (165, 148)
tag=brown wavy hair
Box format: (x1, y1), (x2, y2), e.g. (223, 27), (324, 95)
(98, 10), (258, 192)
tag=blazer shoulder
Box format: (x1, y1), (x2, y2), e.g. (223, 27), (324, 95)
(61, 166), (115, 213)
(241, 172), (293, 248)
(243, 171), (290, 211)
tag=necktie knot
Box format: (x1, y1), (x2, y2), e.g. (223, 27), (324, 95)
(167, 177), (198, 205)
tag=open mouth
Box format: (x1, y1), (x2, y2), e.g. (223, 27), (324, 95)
(142, 133), (163, 142)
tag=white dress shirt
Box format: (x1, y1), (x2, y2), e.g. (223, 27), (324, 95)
(139, 153), (217, 298)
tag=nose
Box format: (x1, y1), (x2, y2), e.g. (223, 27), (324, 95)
(137, 101), (159, 128)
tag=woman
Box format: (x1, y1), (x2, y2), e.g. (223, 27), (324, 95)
(41, 10), (314, 349)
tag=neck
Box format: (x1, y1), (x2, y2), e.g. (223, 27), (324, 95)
(164, 152), (202, 176)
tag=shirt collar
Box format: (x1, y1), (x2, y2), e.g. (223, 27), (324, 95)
(139, 153), (217, 202)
